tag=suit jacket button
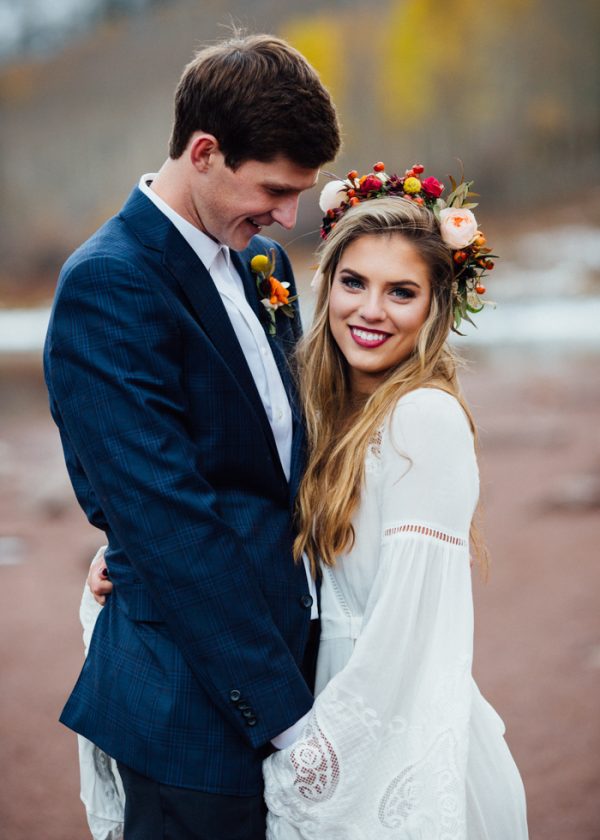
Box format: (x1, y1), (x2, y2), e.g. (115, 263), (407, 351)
(242, 709), (254, 718)
(246, 716), (257, 726)
(229, 689), (241, 703)
(300, 594), (313, 609)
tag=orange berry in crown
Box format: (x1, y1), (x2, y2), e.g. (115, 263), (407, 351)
(347, 188), (356, 198)
(414, 196), (424, 205)
(453, 250), (468, 265)
(475, 284), (486, 295)
(485, 261), (495, 271)
(373, 162), (385, 172)
(413, 164), (425, 174)
(347, 170), (359, 180)
(349, 197), (360, 206)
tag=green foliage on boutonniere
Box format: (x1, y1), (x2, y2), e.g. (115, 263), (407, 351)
(250, 249), (298, 336)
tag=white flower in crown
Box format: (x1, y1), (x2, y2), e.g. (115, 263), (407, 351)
(439, 207), (478, 250)
(319, 180), (348, 214)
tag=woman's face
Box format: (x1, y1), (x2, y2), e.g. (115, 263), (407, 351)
(328, 233), (432, 395)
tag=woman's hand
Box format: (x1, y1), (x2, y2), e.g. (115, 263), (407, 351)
(88, 545), (113, 605)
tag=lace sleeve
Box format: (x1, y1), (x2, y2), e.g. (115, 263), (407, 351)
(264, 389), (479, 839)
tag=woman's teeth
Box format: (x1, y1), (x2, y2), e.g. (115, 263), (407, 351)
(351, 327), (389, 342)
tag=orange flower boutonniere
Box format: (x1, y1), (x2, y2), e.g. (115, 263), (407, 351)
(250, 249), (297, 336)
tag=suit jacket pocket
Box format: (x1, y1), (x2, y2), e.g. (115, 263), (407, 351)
(115, 582), (166, 623)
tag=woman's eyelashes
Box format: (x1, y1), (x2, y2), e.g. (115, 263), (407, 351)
(390, 286), (416, 299)
(340, 276), (364, 290)
(338, 276), (416, 299)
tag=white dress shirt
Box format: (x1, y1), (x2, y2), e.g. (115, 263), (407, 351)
(138, 176), (316, 745)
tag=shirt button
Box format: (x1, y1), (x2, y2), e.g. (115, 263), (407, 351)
(300, 595), (314, 609)
(229, 689), (241, 703)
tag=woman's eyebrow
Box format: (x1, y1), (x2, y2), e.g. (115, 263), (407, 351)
(339, 267), (421, 288)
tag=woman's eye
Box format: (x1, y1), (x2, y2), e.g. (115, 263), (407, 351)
(340, 277), (364, 290)
(391, 287), (415, 299)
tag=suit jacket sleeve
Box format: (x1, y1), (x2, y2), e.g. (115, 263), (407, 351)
(45, 253), (313, 748)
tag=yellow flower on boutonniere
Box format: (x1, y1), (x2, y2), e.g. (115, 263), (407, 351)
(250, 249), (298, 336)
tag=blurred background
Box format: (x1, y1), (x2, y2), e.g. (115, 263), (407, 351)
(0, 0), (599, 837)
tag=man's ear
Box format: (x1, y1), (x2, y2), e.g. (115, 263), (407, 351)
(189, 133), (220, 173)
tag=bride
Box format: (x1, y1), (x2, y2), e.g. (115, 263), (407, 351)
(262, 169), (528, 838)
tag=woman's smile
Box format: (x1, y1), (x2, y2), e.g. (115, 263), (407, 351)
(348, 326), (392, 348)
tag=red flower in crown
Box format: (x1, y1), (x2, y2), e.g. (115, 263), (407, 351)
(421, 176), (445, 198)
(359, 175), (384, 194)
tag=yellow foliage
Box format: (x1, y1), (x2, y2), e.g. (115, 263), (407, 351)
(281, 14), (345, 102)
(378, 0), (537, 127)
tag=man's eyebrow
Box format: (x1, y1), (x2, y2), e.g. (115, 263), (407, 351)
(263, 176), (319, 191)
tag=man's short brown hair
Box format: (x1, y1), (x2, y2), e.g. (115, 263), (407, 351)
(169, 34), (341, 169)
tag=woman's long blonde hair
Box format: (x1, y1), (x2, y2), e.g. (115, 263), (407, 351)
(294, 197), (487, 575)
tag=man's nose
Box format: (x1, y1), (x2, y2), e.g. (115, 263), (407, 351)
(271, 196), (300, 231)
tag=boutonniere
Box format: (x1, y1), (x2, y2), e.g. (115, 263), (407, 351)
(250, 250), (297, 336)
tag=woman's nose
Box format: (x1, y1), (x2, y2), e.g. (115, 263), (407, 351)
(358, 292), (386, 322)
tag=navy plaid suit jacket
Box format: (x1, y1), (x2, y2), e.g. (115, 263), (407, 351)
(44, 187), (315, 794)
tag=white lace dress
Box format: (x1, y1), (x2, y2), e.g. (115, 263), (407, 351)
(263, 388), (528, 840)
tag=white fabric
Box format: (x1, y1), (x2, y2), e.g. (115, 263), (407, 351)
(263, 388), (528, 840)
(139, 174), (317, 618)
(78, 549), (125, 840)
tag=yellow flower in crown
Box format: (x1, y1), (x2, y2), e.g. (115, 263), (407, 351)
(250, 249), (297, 336)
(403, 176), (422, 194)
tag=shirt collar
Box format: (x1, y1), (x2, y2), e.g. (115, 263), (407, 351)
(138, 173), (230, 271)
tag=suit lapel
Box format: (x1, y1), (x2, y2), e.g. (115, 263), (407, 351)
(120, 188), (284, 476)
(233, 244), (307, 505)
(165, 229), (288, 473)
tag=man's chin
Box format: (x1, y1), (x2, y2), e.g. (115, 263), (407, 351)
(231, 224), (263, 251)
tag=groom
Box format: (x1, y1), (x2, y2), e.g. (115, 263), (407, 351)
(44, 34), (340, 839)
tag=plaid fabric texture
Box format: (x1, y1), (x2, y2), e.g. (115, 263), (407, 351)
(44, 188), (314, 794)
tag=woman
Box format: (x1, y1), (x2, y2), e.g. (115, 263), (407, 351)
(262, 168), (528, 838)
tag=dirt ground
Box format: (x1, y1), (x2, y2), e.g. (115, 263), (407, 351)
(0, 352), (599, 840)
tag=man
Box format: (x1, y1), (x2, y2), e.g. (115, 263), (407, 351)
(44, 33), (340, 839)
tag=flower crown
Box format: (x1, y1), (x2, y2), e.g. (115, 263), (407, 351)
(318, 162), (497, 332)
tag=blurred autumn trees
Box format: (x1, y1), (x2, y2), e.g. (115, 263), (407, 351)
(0, 0), (598, 301)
